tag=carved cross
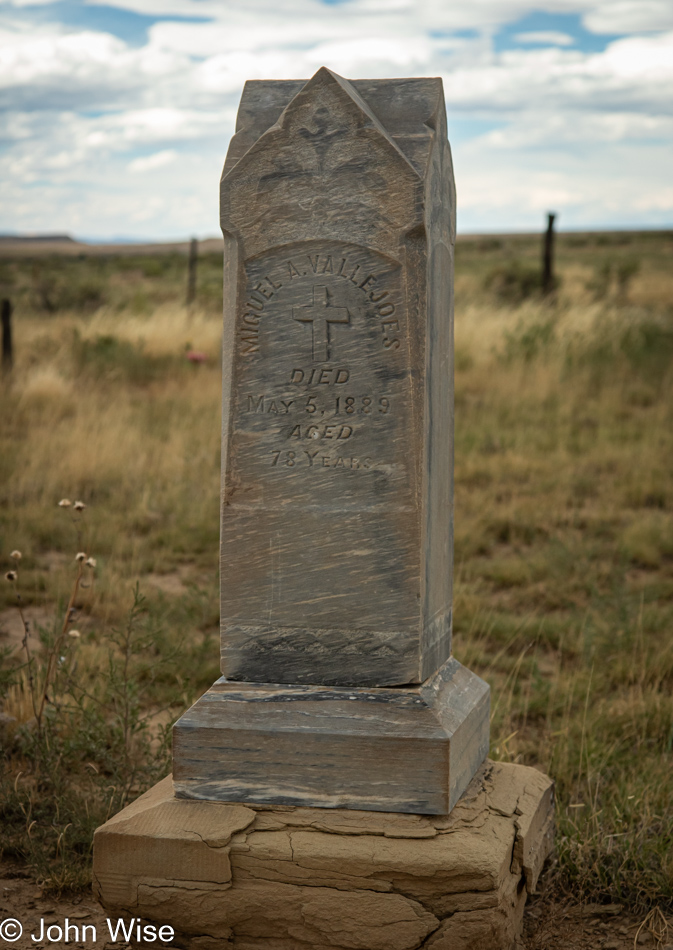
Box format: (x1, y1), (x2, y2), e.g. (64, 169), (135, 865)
(293, 286), (350, 362)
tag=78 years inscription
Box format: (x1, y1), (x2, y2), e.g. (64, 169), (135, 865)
(173, 69), (490, 813)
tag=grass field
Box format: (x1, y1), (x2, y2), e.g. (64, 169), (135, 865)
(1, 230), (672, 913)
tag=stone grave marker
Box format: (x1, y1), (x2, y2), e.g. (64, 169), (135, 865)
(94, 71), (555, 950)
(172, 68), (490, 814)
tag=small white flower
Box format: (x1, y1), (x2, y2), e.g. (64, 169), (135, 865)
(85, 557), (97, 568)
(68, 629), (81, 639)
(5, 570), (17, 582)
(75, 552), (87, 562)
(58, 498), (72, 508)
(73, 500), (86, 511)
(10, 550), (22, 560)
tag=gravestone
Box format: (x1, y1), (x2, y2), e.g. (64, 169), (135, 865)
(172, 68), (490, 814)
(93, 70), (555, 950)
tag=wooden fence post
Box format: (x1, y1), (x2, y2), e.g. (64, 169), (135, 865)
(186, 237), (198, 307)
(1, 298), (12, 372)
(542, 212), (556, 296)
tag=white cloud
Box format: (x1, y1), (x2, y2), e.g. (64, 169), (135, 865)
(633, 186), (673, 212)
(442, 33), (673, 114)
(128, 148), (178, 172)
(479, 110), (673, 148)
(454, 139), (673, 229)
(1, 0), (672, 237)
(4, 0), (61, 6)
(304, 36), (435, 74)
(6, 0), (673, 33)
(513, 31), (575, 45)
(0, 25), (195, 112)
(1, 29), (130, 84)
(584, 1), (673, 33)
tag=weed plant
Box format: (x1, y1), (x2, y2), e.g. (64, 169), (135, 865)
(0, 232), (672, 910)
(1, 506), (186, 892)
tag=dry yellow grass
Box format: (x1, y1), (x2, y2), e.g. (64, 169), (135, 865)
(1, 232), (672, 905)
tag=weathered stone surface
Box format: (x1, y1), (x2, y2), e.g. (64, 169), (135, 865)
(93, 761), (555, 950)
(169, 68), (491, 814)
(511, 768), (556, 892)
(173, 656), (489, 814)
(92, 778), (255, 908)
(217, 68), (455, 688)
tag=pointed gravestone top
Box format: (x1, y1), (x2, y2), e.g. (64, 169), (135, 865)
(220, 68), (449, 261)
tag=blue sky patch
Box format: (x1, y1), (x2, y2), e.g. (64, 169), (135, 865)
(494, 11), (624, 54)
(446, 116), (507, 145)
(7, 1), (211, 46)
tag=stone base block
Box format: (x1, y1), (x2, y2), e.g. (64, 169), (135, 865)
(172, 657), (490, 815)
(93, 760), (554, 950)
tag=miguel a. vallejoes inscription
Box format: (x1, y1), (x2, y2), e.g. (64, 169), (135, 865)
(173, 69), (489, 813)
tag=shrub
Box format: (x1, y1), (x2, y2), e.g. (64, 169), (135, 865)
(501, 314), (557, 363)
(71, 331), (183, 385)
(620, 317), (673, 380)
(587, 258), (640, 301)
(485, 261), (547, 304)
(30, 262), (106, 313)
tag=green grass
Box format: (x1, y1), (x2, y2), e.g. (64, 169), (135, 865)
(1, 232), (672, 908)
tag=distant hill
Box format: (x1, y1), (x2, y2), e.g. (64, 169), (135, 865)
(0, 235), (224, 257)
(0, 233), (76, 243)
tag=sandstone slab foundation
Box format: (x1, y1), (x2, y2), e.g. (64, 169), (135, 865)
(94, 760), (554, 950)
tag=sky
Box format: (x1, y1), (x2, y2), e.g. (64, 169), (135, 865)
(1, 0), (672, 241)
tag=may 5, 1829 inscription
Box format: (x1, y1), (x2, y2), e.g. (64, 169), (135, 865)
(173, 69), (490, 814)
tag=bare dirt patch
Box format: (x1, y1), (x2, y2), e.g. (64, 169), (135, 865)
(523, 895), (671, 950)
(143, 566), (195, 596)
(37, 551), (71, 573)
(2, 861), (670, 950)
(0, 606), (52, 653)
(0, 864), (138, 950)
